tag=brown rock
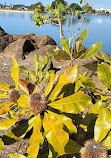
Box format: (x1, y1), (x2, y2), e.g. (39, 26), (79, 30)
(4, 38), (35, 59)
(0, 27), (13, 52)
(32, 34), (56, 48)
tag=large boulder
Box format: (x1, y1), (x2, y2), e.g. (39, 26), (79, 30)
(0, 27), (13, 52)
(4, 37), (35, 59)
(31, 34), (56, 48)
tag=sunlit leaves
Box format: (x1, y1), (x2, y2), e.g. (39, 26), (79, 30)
(79, 74), (95, 88)
(27, 114), (43, 158)
(97, 63), (111, 89)
(17, 95), (29, 108)
(61, 38), (71, 56)
(0, 138), (4, 150)
(48, 91), (91, 113)
(0, 83), (10, 92)
(45, 73), (55, 97)
(47, 111), (77, 134)
(82, 42), (102, 59)
(29, 70), (37, 83)
(11, 58), (19, 90)
(5, 116), (36, 141)
(0, 118), (18, 130)
(102, 130), (111, 150)
(0, 102), (14, 115)
(88, 100), (106, 114)
(94, 108), (111, 142)
(43, 113), (69, 156)
(10, 153), (26, 158)
(49, 65), (79, 101)
(0, 91), (8, 98)
(40, 56), (49, 71)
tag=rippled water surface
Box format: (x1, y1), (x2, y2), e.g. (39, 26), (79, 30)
(0, 12), (111, 55)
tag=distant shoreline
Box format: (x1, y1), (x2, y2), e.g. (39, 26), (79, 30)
(0, 9), (34, 13)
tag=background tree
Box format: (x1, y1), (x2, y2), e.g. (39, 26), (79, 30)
(51, 0), (68, 9)
(28, 2), (44, 12)
(68, 3), (82, 13)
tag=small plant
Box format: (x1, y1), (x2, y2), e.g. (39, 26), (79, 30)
(0, 54), (111, 157)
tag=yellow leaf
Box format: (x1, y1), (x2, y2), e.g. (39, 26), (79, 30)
(11, 58), (19, 90)
(0, 91), (8, 98)
(27, 114), (43, 158)
(94, 108), (111, 142)
(102, 130), (111, 150)
(0, 118), (18, 130)
(0, 138), (4, 150)
(0, 83), (10, 92)
(43, 113), (69, 156)
(45, 73), (55, 97)
(49, 65), (79, 101)
(47, 111), (77, 134)
(48, 91), (91, 114)
(10, 153), (26, 158)
(0, 102), (14, 115)
(0, 102), (8, 107)
(17, 95), (29, 108)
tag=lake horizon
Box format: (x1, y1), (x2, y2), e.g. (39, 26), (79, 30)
(0, 11), (111, 55)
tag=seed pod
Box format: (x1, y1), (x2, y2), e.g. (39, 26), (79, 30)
(28, 93), (48, 116)
(81, 139), (107, 158)
(8, 89), (20, 103)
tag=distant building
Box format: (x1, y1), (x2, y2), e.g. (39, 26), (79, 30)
(95, 8), (111, 13)
(5, 6), (11, 9)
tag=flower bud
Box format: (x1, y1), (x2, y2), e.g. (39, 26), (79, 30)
(81, 140), (107, 158)
(28, 93), (48, 116)
(8, 89), (20, 103)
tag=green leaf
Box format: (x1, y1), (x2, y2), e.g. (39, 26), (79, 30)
(75, 80), (82, 92)
(97, 63), (111, 89)
(49, 65), (79, 101)
(10, 153), (26, 158)
(5, 116), (36, 141)
(74, 37), (84, 57)
(0, 118), (18, 130)
(48, 91), (91, 114)
(40, 56), (49, 71)
(38, 71), (43, 82)
(43, 113), (69, 156)
(79, 74), (95, 88)
(45, 73), (55, 97)
(61, 38), (71, 56)
(19, 65), (27, 71)
(29, 70), (37, 83)
(94, 108), (111, 142)
(100, 49), (111, 64)
(65, 139), (81, 154)
(0, 91), (8, 98)
(82, 42), (102, 59)
(102, 130), (111, 150)
(33, 53), (39, 73)
(88, 100), (106, 114)
(54, 48), (70, 61)
(0, 138), (4, 150)
(80, 28), (88, 40)
(0, 83), (10, 92)
(27, 114), (43, 158)
(40, 71), (50, 85)
(47, 111), (77, 134)
(11, 58), (19, 89)
(17, 95), (29, 108)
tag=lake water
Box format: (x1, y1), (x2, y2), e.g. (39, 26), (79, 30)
(0, 11), (111, 55)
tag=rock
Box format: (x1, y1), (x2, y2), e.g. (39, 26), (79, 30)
(32, 34), (56, 48)
(4, 38), (35, 59)
(0, 27), (13, 52)
(20, 45), (54, 70)
(0, 27), (7, 36)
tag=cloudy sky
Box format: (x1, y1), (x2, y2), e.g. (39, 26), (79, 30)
(0, 0), (111, 9)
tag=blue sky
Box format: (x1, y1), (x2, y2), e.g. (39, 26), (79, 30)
(0, 0), (111, 9)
